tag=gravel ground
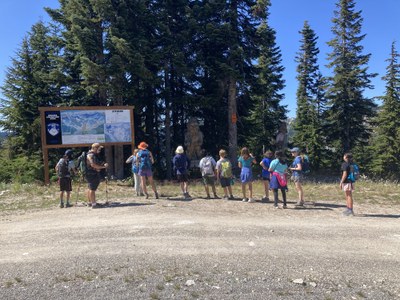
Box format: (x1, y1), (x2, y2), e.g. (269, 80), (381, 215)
(0, 196), (399, 300)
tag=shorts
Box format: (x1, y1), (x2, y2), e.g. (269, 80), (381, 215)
(342, 182), (354, 192)
(202, 175), (215, 186)
(138, 168), (153, 177)
(220, 177), (231, 188)
(262, 176), (270, 182)
(59, 177), (72, 192)
(291, 173), (303, 183)
(177, 174), (189, 183)
(85, 173), (100, 191)
(240, 167), (253, 183)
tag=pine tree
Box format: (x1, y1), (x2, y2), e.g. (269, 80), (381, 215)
(292, 21), (326, 169)
(246, 19), (287, 155)
(325, 0), (377, 159)
(370, 42), (400, 179)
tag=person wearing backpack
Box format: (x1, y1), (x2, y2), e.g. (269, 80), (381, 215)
(289, 147), (305, 207)
(340, 153), (359, 216)
(260, 150), (274, 203)
(126, 148), (143, 197)
(238, 147), (257, 203)
(268, 150), (289, 209)
(136, 142), (159, 199)
(172, 146), (191, 199)
(216, 149), (235, 200)
(85, 143), (109, 208)
(199, 150), (219, 199)
(55, 149), (76, 208)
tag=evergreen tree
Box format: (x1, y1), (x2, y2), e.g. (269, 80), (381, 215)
(246, 19), (286, 155)
(0, 22), (63, 155)
(292, 21), (326, 169)
(370, 42), (400, 179)
(325, 0), (376, 159)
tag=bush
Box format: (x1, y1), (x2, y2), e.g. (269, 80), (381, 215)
(0, 154), (43, 183)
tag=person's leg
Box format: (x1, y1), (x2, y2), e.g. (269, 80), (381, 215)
(241, 183), (247, 201)
(204, 183), (210, 198)
(346, 190), (353, 210)
(265, 180), (270, 199)
(141, 176), (148, 198)
(227, 185), (233, 198)
(273, 189), (279, 207)
(134, 173), (141, 195)
(66, 191), (71, 206)
(281, 189), (287, 207)
(294, 181), (304, 205)
(59, 191), (64, 207)
(88, 189), (96, 204)
(211, 183), (219, 198)
(248, 182), (254, 202)
(223, 186), (228, 198)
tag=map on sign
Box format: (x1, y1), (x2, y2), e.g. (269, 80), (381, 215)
(60, 110), (131, 144)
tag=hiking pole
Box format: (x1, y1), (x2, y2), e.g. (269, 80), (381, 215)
(76, 172), (82, 205)
(105, 176), (109, 205)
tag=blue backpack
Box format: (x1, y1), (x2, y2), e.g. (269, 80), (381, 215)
(138, 149), (152, 170)
(301, 155), (310, 174)
(347, 163), (360, 182)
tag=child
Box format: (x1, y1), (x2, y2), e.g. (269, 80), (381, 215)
(216, 149), (234, 200)
(340, 153), (357, 216)
(238, 147), (256, 203)
(199, 150), (219, 199)
(289, 147), (305, 207)
(260, 150), (273, 202)
(55, 149), (75, 208)
(268, 150), (288, 209)
(126, 148), (143, 196)
(172, 145), (191, 199)
(136, 142), (159, 199)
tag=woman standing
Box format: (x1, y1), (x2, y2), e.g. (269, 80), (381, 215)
(238, 147), (256, 203)
(136, 142), (159, 199)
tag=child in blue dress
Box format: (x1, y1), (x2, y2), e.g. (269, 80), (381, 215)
(238, 147), (257, 203)
(268, 150), (288, 209)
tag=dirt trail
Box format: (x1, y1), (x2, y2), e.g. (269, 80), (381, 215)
(1, 198), (399, 299)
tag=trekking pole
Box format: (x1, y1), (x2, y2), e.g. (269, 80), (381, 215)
(76, 172), (82, 205)
(105, 176), (109, 205)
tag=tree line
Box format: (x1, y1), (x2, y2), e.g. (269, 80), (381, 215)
(0, 0), (399, 182)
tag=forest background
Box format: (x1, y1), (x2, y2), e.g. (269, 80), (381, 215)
(1, 0), (400, 183)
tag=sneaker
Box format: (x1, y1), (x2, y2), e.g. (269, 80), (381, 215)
(248, 198), (255, 203)
(294, 201), (304, 207)
(222, 195), (229, 200)
(343, 209), (354, 216)
(206, 194), (211, 199)
(274, 205), (279, 209)
(65, 203), (72, 208)
(184, 193), (192, 199)
(92, 203), (101, 209)
(213, 195), (220, 199)
(228, 195), (235, 200)
(242, 198), (248, 202)
(282, 205), (287, 209)
(145, 193), (149, 199)
(59, 203), (64, 208)
(155, 192), (159, 199)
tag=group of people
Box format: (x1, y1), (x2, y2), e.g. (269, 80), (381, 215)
(55, 141), (358, 215)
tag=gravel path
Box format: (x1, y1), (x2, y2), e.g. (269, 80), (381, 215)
(1, 197), (399, 299)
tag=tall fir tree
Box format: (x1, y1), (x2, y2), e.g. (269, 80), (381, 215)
(293, 21), (326, 169)
(369, 42), (400, 179)
(325, 0), (376, 160)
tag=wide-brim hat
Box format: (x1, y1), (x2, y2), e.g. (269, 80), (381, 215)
(92, 143), (104, 149)
(175, 146), (184, 154)
(138, 142), (148, 150)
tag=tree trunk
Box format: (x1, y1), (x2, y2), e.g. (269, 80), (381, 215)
(228, 76), (238, 173)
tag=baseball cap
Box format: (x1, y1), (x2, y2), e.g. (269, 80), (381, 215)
(64, 149), (73, 158)
(290, 147), (300, 153)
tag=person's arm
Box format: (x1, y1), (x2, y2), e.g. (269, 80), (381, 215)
(126, 155), (134, 164)
(260, 160), (267, 170)
(149, 151), (155, 164)
(340, 168), (348, 188)
(88, 154), (108, 171)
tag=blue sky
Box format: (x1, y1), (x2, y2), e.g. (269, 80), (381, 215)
(1, 0), (399, 117)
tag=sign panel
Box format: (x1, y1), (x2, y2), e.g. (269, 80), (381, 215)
(45, 111), (62, 145)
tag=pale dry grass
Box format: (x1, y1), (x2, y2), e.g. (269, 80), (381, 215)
(0, 176), (399, 213)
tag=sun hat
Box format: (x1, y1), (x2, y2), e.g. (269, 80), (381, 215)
(138, 141), (148, 150)
(290, 147), (300, 153)
(175, 146), (184, 154)
(91, 143), (104, 149)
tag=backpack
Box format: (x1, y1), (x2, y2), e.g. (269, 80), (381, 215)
(57, 158), (69, 178)
(174, 154), (187, 173)
(347, 163), (360, 182)
(301, 155), (310, 174)
(76, 151), (88, 176)
(201, 157), (214, 175)
(138, 149), (152, 170)
(220, 160), (232, 178)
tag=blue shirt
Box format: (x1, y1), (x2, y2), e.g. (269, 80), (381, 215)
(269, 158), (288, 174)
(261, 157), (272, 177)
(238, 156), (254, 168)
(291, 156), (302, 176)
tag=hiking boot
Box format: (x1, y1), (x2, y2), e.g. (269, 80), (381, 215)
(282, 204), (287, 209)
(155, 192), (159, 199)
(228, 195), (235, 200)
(242, 198), (248, 202)
(213, 194), (220, 199)
(91, 203), (101, 209)
(65, 203), (72, 208)
(294, 201), (304, 207)
(248, 198), (255, 203)
(145, 193), (149, 199)
(343, 209), (354, 216)
(59, 203), (64, 208)
(274, 205), (279, 209)
(222, 195), (229, 200)
(261, 197), (269, 203)
(206, 194), (211, 199)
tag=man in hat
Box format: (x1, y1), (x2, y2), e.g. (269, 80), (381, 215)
(86, 143), (109, 208)
(55, 149), (76, 208)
